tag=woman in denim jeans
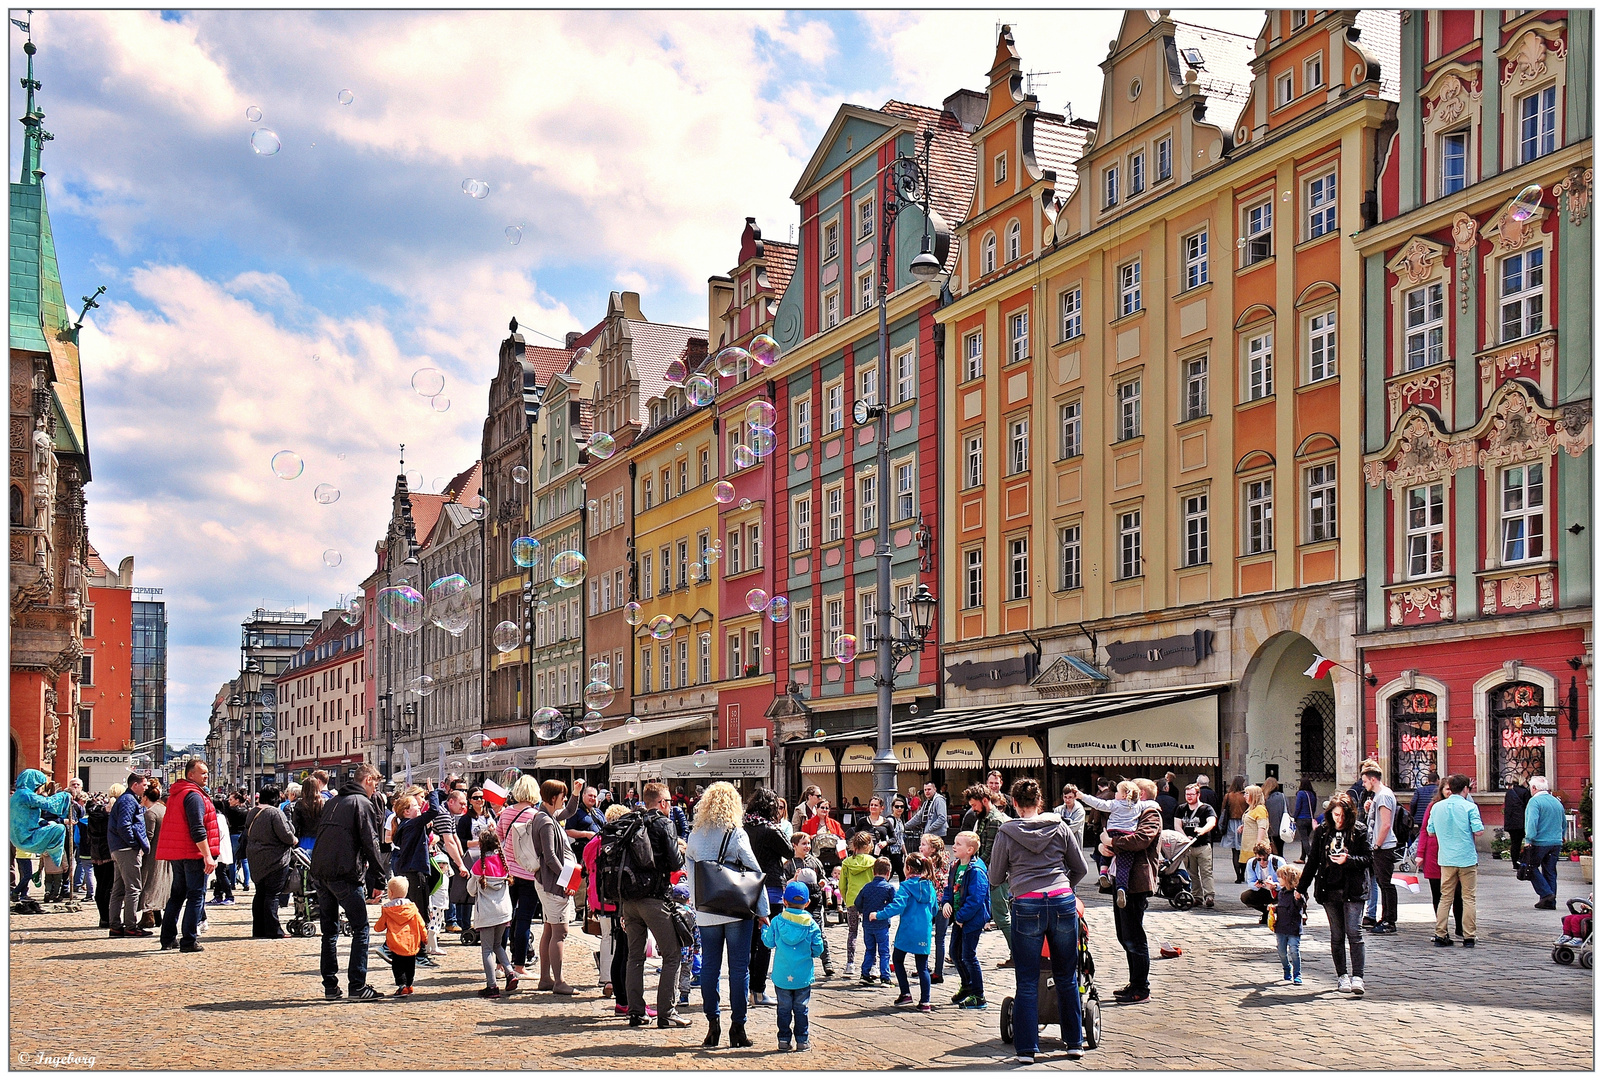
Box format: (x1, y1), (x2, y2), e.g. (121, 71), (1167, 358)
(987, 778), (1090, 1064)
(686, 782), (770, 1049)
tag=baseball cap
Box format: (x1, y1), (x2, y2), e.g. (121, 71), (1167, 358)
(784, 882), (810, 907)
(670, 882), (691, 902)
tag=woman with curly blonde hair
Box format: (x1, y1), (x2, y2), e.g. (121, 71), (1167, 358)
(686, 781), (770, 1049)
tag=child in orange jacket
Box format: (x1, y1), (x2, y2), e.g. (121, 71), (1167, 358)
(373, 877), (428, 996)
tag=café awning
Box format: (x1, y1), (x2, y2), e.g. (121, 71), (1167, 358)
(799, 745), (836, 773)
(536, 713), (709, 769)
(1047, 692), (1221, 767)
(933, 738), (984, 769)
(660, 745), (771, 780)
(838, 744), (878, 773)
(987, 735), (1045, 769)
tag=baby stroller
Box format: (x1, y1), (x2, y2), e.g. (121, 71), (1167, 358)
(999, 896), (1103, 1052)
(821, 871), (848, 927)
(1157, 830), (1197, 910)
(284, 846), (349, 938)
(1553, 896), (1592, 969)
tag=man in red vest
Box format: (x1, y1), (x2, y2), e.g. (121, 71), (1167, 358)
(157, 758), (220, 953)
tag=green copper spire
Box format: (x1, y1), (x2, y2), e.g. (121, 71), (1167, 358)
(18, 15), (52, 186)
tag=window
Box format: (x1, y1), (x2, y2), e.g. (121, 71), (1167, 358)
(1304, 53), (1323, 92)
(825, 383), (844, 432)
(859, 592), (879, 650)
(1244, 478), (1274, 554)
(1404, 283), (1444, 370)
(678, 460), (688, 495)
(965, 549), (984, 608)
(660, 546), (671, 593)
(677, 639), (688, 687)
(1500, 249), (1544, 342)
(676, 539), (688, 588)
(794, 604), (812, 662)
(746, 629), (761, 675)
(1247, 331), (1274, 400)
(1184, 354), (1209, 419)
(824, 598), (844, 661)
(1008, 416), (1030, 474)
(661, 644), (672, 690)
(793, 495), (812, 549)
(642, 476), (653, 510)
(1183, 492), (1209, 566)
(1006, 220), (1021, 263)
(1305, 462), (1337, 542)
(1304, 310), (1338, 383)
(1245, 201), (1272, 263)
(964, 331), (983, 380)
(964, 434), (983, 488)
(1406, 483), (1445, 578)
(1184, 230), (1209, 290)
(699, 633), (711, 683)
(1519, 85), (1557, 163)
(590, 580), (600, 616)
(858, 196), (875, 240)
(823, 220), (839, 261)
(1441, 130), (1468, 195)
(80, 607), (94, 639)
(1276, 71), (1294, 106)
(1060, 288), (1082, 341)
(858, 362), (878, 407)
(1119, 260), (1142, 317)
(1306, 172), (1337, 239)
(727, 527), (744, 575)
(895, 460), (915, 520)
(894, 349), (915, 403)
(825, 484), (844, 542)
(1291, 10), (1307, 30)
(78, 707), (92, 741)
(641, 554), (653, 599)
(823, 291), (840, 330)
(982, 233), (997, 274)
(80, 655), (93, 686)
(994, 152), (1007, 184)
(794, 398), (812, 445)
(1009, 310), (1029, 362)
(1129, 151), (1145, 195)
(660, 467), (672, 502)
(1118, 379), (1142, 440)
(699, 448), (711, 485)
(857, 270), (874, 314)
(1059, 401), (1081, 458)
(1157, 136), (1172, 181)
(1118, 510), (1142, 579)
(1059, 525), (1082, 590)
(1104, 165), (1119, 208)
(859, 472), (878, 533)
(1501, 463), (1545, 563)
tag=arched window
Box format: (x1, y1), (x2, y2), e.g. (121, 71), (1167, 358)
(1489, 681), (1546, 790)
(982, 233), (997, 274)
(9, 485), (22, 527)
(1006, 220), (1022, 262)
(1388, 690), (1439, 790)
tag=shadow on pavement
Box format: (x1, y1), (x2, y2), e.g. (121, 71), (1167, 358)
(187, 999), (336, 1013)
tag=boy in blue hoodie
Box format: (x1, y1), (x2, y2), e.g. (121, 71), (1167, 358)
(854, 857), (897, 984)
(761, 881), (825, 1051)
(869, 852), (937, 1010)
(941, 830), (992, 1008)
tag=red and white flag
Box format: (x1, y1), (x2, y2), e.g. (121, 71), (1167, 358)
(1304, 655), (1338, 680)
(482, 778), (508, 808)
(1393, 872), (1422, 894)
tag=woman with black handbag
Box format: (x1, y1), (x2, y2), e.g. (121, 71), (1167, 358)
(686, 781), (770, 1049)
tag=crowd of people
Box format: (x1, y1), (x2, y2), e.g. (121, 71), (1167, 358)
(8, 758), (1579, 1060)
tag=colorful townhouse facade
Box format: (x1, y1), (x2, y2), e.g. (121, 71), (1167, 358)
(277, 606), (368, 784)
(1356, 9), (1593, 820)
(935, 11), (1398, 797)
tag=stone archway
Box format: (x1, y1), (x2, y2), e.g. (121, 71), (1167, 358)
(1240, 632), (1333, 789)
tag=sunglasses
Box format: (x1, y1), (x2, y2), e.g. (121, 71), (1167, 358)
(470, 794), (485, 800)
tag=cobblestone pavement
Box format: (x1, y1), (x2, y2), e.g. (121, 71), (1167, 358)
(8, 851), (1592, 1070)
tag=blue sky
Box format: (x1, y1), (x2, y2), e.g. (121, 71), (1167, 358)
(9, 8), (1262, 745)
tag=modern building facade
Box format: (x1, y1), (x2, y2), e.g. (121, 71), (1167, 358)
(231, 608), (317, 789)
(130, 590), (168, 757)
(1357, 8), (1593, 821)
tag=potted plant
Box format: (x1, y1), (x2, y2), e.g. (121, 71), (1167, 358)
(1490, 827), (1511, 861)
(1562, 838), (1591, 861)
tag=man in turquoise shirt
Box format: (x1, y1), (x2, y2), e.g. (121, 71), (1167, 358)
(1426, 774), (1483, 947)
(1523, 776), (1565, 909)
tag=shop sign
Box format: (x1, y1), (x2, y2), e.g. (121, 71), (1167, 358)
(1104, 629), (1214, 674)
(1518, 711), (1558, 739)
(946, 655), (1038, 690)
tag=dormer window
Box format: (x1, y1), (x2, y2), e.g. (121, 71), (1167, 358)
(1182, 47), (1205, 67)
(1104, 165), (1120, 208)
(994, 153), (1007, 185)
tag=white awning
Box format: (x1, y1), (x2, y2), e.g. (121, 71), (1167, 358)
(799, 745), (836, 773)
(838, 744), (878, 773)
(660, 745), (771, 780)
(1047, 694), (1220, 767)
(933, 738), (984, 768)
(893, 740), (930, 770)
(988, 735), (1045, 769)
(535, 713), (709, 768)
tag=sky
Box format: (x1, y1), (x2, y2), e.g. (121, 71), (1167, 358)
(9, 8), (1263, 747)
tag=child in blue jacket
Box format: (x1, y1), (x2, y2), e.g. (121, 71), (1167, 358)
(853, 857), (897, 983)
(941, 830), (992, 1008)
(762, 881), (826, 1051)
(868, 852), (937, 1009)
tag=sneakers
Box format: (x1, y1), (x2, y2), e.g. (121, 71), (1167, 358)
(752, 991), (775, 1006)
(196, 919), (209, 935)
(1112, 986), (1149, 1003)
(416, 954), (439, 968)
(505, 975), (519, 994)
(893, 993), (914, 1006)
(880, 976), (893, 985)
(1371, 923), (1397, 935)
(324, 987), (343, 1000)
(1097, 873), (1112, 889)
(1015, 1053), (1036, 1064)
(1462, 938), (1476, 948)
(918, 1003), (932, 1012)
(1350, 976), (1365, 997)
(478, 987), (501, 998)
(399, 986), (413, 996)
(394, 987), (408, 997)
(823, 967), (836, 979)
(1337, 975), (1352, 993)
(179, 942), (204, 953)
(958, 996), (988, 1010)
(998, 958), (1014, 968)
(1433, 935), (1454, 947)
(1063, 1049), (1084, 1061)
(952, 988), (972, 1004)
(679, 992), (690, 1005)
(863, 973), (880, 986)
(378, 946), (396, 964)
(351, 985), (380, 1001)
(446, 924), (462, 933)
(1292, 976), (1302, 986)
(218, 898), (236, 906)
(1115, 888), (1127, 909)
(795, 1039), (810, 1052)
(1361, 916), (1377, 928)
(778, 1040), (792, 1052)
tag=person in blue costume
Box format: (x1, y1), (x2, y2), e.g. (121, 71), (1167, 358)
(13, 768), (73, 867)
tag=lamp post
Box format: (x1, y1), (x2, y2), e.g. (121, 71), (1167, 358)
(853, 126), (943, 813)
(240, 660), (263, 791)
(380, 690), (394, 786)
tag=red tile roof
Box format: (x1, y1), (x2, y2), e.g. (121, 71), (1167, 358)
(878, 100), (979, 271)
(525, 345), (576, 388)
(409, 493), (450, 554)
(442, 460), (481, 504)
(762, 240), (798, 304)
(628, 319), (706, 414)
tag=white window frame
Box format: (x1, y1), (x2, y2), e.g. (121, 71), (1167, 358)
(1404, 283), (1445, 370)
(894, 346), (915, 404)
(1156, 136), (1172, 182)
(1244, 476), (1274, 555)
(823, 219), (840, 262)
(1440, 129), (1469, 196)
(1008, 416), (1030, 475)
(858, 470), (878, 534)
(1119, 259), (1142, 317)
(964, 548), (984, 608)
(1304, 52), (1324, 92)
(1118, 378), (1142, 441)
(1519, 84), (1557, 163)
(1305, 462), (1337, 543)
(825, 381), (844, 433)
(639, 649), (652, 693)
(748, 522), (761, 568)
(1060, 400), (1082, 458)
(641, 553), (653, 600)
(727, 633), (742, 681)
(1183, 491), (1209, 567)
(1306, 171), (1337, 240)
(699, 633), (712, 684)
(1009, 309), (1030, 362)
(1060, 287), (1082, 341)
(982, 233), (997, 274)
(1500, 463), (1545, 564)
(857, 270), (874, 314)
(1405, 483), (1446, 579)
(794, 398), (812, 445)
(1500, 249), (1544, 343)
(726, 527), (744, 575)
(1009, 536), (1029, 600)
(1307, 309), (1337, 383)
(964, 433), (983, 488)
(823, 290), (840, 330)
(825, 482), (844, 543)
(1246, 330), (1274, 401)
(994, 152), (1007, 185)
(894, 458), (915, 521)
(1059, 524), (1082, 590)
(857, 196), (876, 240)
(1275, 71), (1294, 107)
(1117, 509), (1143, 580)
(1184, 229), (1209, 290)
(1129, 150), (1145, 195)
(824, 597), (845, 661)
(964, 330), (983, 380)
(794, 603), (813, 662)
(1184, 353), (1209, 420)
(1006, 220), (1021, 263)
(1104, 165), (1120, 208)
(858, 590), (879, 650)
(858, 361), (879, 407)
(1245, 200), (1273, 263)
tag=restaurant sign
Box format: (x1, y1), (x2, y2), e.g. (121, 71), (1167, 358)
(1104, 629), (1214, 674)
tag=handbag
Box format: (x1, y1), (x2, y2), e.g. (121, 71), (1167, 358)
(583, 913), (603, 937)
(1279, 812), (1295, 844)
(693, 829), (764, 920)
(667, 898), (697, 948)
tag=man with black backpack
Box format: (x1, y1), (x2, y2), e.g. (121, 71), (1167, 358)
(601, 782), (691, 1030)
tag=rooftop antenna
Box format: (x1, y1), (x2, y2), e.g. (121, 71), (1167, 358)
(1024, 69), (1060, 97)
(1064, 102), (1075, 122)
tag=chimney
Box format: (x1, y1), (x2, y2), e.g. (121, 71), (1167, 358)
(943, 88), (988, 133)
(565, 332), (583, 348)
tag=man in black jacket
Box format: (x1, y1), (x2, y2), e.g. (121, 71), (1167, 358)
(1503, 778), (1531, 869)
(309, 764), (386, 1001)
(620, 782), (690, 1029)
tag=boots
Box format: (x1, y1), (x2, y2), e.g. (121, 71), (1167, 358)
(701, 1017), (721, 1048)
(728, 1021), (752, 1048)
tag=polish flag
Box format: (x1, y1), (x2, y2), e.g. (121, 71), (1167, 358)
(1393, 872), (1422, 894)
(558, 860), (583, 894)
(1304, 655), (1338, 680)
(482, 778), (508, 808)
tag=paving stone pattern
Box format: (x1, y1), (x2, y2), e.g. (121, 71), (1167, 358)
(8, 850), (1593, 1070)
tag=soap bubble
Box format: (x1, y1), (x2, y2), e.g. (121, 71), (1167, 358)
(739, 498), (752, 510)
(688, 562), (704, 583)
(647, 614), (675, 641)
(322, 549), (342, 567)
(513, 465), (529, 484)
(733, 444), (757, 469)
(534, 708), (564, 740)
(462, 178), (491, 199)
(588, 432), (616, 459)
(692, 749), (710, 768)
(1236, 237), (1247, 249)
(409, 675), (435, 697)
(687, 374), (716, 406)
(835, 634), (858, 663)
(909, 703), (919, 715)
(552, 550), (587, 589)
(535, 599), (551, 614)
(665, 359), (688, 385)
(714, 347), (749, 377)
(314, 483), (340, 504)
(583, 680), (616, 710)
(1281, 190), (1291, 201)
(587, 499), (599, 512)
(511, 536), (539, 568)
(1510, 183), (1545, 222)
(245, 105), (262, 122)
(625, 716), (643, 736)
(589, 660), (611, 683)
(342, 598), (362, 625)
(336, 453), (346, 461)
(583, 719), (603, 735)
(377, 586), (424, 634)
(750, 334), (779, 367)
(499, 767), (523, 788)
(506, 225), (523, 245)
(250, 129), (280, 155)
(412, 367), (445, 397)
(430, 395), (450, 413)
(746, 588), (769, 612)
(337, 88), (354, 105)
(555, 725), (579, 741)
(767, 596), (790, 623)
(746, 400), (777, 428)
(271, 450), (304, 480)
(624, 601), (644, 626)
(427, 574), (473, 635)
(714, 481), (736, 504)
(492, 620), (520, 653)
(813, 729), (826, 739)
(749, 426), (776, 458)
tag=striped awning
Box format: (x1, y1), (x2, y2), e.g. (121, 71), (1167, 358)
(987, 735), (1045, 769)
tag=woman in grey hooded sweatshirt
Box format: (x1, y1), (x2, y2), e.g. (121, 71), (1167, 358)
(988, 778), (1090, 1064)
